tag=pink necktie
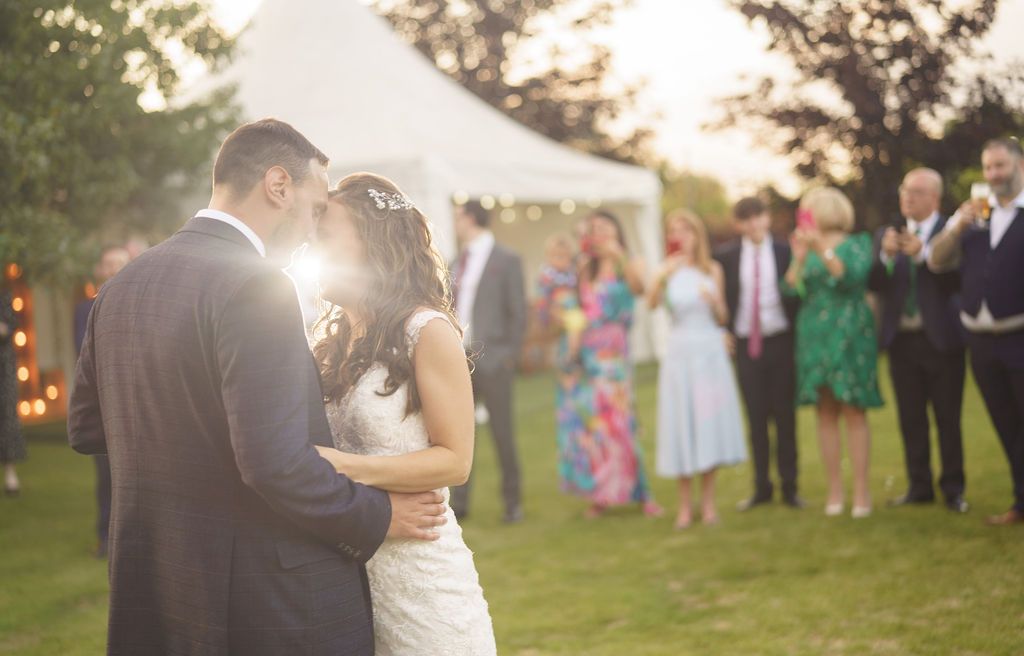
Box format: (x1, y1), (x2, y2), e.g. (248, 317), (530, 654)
(748, 247), (763, 359)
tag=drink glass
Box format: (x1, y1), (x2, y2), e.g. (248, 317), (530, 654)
(970, 182), (991, 227)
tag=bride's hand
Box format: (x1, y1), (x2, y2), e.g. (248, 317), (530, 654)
(315, 445), (349, 473)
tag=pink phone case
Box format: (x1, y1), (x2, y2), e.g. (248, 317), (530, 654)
(796, 209), (816, 230)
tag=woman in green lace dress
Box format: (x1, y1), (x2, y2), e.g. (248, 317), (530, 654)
(784, 187), (882, 519)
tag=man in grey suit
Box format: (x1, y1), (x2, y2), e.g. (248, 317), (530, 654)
(68, 119), (446, 655)
(449, 201), (527, 523)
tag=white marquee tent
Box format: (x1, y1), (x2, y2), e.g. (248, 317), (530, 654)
(190, 0), (665, 359)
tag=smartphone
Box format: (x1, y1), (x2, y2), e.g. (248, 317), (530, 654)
(665, 237), (683, 256)
(889, 215), (906, 233)
(796, 208), (816, 230)
(580, 234), (595, 257)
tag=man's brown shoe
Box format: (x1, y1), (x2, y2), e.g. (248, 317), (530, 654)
(985, 509), (1024, 526)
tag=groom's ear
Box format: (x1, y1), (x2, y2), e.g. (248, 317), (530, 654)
(264, 165), (293, 208)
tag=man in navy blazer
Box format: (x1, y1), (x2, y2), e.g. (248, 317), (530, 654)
(69, 119), (446, 655)
(715, 197), (803, 510)
(868, 168), (968, 513)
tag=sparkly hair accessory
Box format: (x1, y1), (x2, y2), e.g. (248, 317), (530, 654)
(368, 188), (415, 211)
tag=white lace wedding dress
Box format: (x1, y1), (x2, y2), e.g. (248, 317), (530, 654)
(326, 310), (497, 655)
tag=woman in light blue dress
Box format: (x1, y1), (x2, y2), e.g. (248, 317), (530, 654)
(648, 210), (746, 529)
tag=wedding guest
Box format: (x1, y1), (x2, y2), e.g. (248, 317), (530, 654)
(649, 210), (746, 528)
(450, 200), (527, 523)
(536, 234), (590, 500)
(928, 137), (1024, 526)
(868, 169), (968, 513)
(716, 197), (803, 511)
(784, 187), (882, 518)
(74, 245), (131, 556)
(1, 286), (25, 497)
(565, 210), (661, 519)
(535, 233), (584, 368)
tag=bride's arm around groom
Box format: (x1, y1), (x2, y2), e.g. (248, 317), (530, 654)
(317, 313), (475, 492)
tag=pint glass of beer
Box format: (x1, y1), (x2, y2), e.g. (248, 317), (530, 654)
(970, 182), (991, 226)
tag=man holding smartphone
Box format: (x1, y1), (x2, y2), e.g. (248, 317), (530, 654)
(868, 168), (968, 513)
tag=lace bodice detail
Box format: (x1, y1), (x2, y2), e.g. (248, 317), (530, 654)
(327, 309), (452, 458)
(324, 309), (496, 656)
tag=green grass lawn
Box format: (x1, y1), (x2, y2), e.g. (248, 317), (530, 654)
(1, 362), (1022, 655)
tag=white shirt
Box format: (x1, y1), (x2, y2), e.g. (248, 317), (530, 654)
(196, 208), (266, 258)
(455, 231), (495, 345)
(734, 237), (789, 338)
(946, 188), (1024, 333)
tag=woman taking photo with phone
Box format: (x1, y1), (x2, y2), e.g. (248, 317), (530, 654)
(785, 187), (882, 518)
(648, 210), (746, 529)
(561, 210), (662, 519)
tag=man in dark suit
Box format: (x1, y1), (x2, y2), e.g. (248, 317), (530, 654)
(929, 137), (1024, 526)
(715, 197), (803, 510)
(449, 200), (527, 523)
(74, 245), (131, 559)
(868, 168), (968, 513)
(68, 118), (446, 655)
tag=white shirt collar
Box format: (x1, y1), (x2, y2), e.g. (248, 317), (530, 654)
(741, 235), (772, 252)
(906, 211), (940, 235)
(992, 188), (1024, 211)
(465, 230), (495, 256)
(196, 209), (266, 258)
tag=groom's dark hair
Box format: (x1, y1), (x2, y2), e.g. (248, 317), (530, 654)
(213, 118), (329, 198)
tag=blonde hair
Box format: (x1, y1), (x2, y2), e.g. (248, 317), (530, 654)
(800, 186), (854, 233)
(665, 209), (713, 274)
(544, 232), (576, 256)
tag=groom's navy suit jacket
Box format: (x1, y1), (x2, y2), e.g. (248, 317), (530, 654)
(68, 217), (391, 656)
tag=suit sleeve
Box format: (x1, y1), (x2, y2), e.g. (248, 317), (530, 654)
(67, 297), (108, 455)
(504, 253), (527, 360)
(867, 228), (892, 293)
(217, 269), (391, 562)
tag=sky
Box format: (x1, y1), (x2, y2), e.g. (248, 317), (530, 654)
(208, 0), (1024, 196)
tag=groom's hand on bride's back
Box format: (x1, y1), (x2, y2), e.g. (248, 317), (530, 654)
(387, 491), (447, 540)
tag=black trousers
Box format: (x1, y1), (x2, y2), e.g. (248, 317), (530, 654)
(887, 331), (966, 501)
(967, 330), (1024, 513)
(735, 332), (798, 499)
(450, 365), (522, 516)
(94, 455), (112, 545)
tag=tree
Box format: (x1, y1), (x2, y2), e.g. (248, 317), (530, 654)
(713, 0), (1024, 228)
(658, 166), (732, 234)
(372, 0), (652, 164)
(0, 0), (238, 283)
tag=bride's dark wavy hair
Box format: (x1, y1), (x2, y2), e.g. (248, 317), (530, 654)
(312, 172), (460, 416)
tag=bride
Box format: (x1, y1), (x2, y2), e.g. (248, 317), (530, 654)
(311, 172), (497, 655)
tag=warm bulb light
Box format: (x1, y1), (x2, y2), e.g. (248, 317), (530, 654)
(452, 190), (469, 205)
(33, 399), (46, 415)
(5, 264), (21, 279)
(17, 367), (29, 382)
(18, 401), (31, 417)
(46, 385), (59, 400)
(84, 282), (97, 299)
(500, 208), (516, 224)
(480, 195), (496, 210)
(11, 297), (23, 312)
(526, 206), (543, 221)
(560, 199), (577, 214)
(13, 331), (26, 347)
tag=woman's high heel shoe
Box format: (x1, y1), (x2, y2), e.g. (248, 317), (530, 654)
(851, 505), (872, 519)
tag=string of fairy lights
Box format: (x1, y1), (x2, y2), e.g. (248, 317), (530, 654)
(5, 263), (62, 421)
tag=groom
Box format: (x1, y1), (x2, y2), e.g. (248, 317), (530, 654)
(68, 118), (446, 655)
